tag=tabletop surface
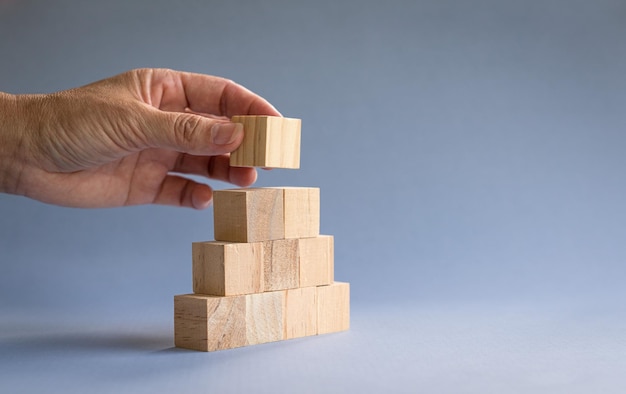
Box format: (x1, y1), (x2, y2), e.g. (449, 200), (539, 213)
(2, 297), (626, 394)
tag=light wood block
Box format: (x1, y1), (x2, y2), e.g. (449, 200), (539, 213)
(175, 283), (351, 351)
(263, 238), (299, 291)
(299, 235), (334, 288)
(214, 187), (320, 243)
(245, 291), (285, 345)
(214, 188), (284, 242)
(280, 187), (320, 239)
(317, 282), (350, 335)
(192, 241), (263, 296)
(284, 286), (317, 339)
(174, 291), (285, 352)
(174, 294), (246, 352)
(193, 236), (331, 296)
(230, 115), (301, 169)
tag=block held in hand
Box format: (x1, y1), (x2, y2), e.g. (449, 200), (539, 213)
(230, 115), (301, 169)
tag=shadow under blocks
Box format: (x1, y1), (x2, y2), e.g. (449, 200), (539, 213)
(174, 115), (350, 352)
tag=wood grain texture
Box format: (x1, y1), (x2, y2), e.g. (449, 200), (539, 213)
(230, 115), (301, 169)
(193, 236), (332, 296)
(281, 187), (320, 239)
(192, 241), (263, 296)
(245, 291), (285, 345)
(175, 282), (351, 351)
(174, 294), (246, 352)
(317, 282), (350, 335)
(263, 238), (299, 291)
(213, 188), (284, 242)
(299, 235), (334, 288)
(175, 290), (285, 352)
(284, 286), (318, 339)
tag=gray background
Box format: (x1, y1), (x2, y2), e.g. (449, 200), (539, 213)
(1, 0), (626, 392)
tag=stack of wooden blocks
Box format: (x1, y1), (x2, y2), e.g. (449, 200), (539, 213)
(174, 116), (350, 352)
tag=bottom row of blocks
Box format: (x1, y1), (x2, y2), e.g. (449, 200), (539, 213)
(175, 282), (349, 352)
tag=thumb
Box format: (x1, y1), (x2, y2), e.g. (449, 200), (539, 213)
(143, 110), (244, 155)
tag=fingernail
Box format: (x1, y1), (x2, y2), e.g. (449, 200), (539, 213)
(211, 122), (243, 145)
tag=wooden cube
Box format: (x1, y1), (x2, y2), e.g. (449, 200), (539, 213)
(213, 187), (320, 243)
(230, 115), (301, 169)
(213, 188), (284, 242)
(193, 236), (331, 296)
(175, 283), (351, 351)
(299, 235), (334, 288)
(263, 239), (299, 291)
(174, 291), (285, 352)
(192, 241), (263, 296)
(174, 294), (246, 352)
(317, 282), (350, 335)
(284, 286), (317, 339)
(245, 291), (285, 345)
(280, 187), (320, 239)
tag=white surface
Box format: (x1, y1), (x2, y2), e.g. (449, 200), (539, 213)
(2, 299), (626, 393)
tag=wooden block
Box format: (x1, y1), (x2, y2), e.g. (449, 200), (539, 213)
(284, 286), (317, 339)
(174, 294), (246, 352)
(299, 235), (334, 288)
(174, 291), (285, 352)
(280, 187), (320, 239)
(214, 188), (284, 242)
(214, 187), (320, 243)
(230, 115), (301, 169)
(245, 291), (285, 345)
(263, 238), (299, 291)
(317, 282), (350, 335)
(192, 241), (263, 296)
(193, 237), (331, 296)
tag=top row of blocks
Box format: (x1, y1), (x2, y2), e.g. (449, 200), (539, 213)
(214, 187), (320, 243)
(230, 116), (301, 169)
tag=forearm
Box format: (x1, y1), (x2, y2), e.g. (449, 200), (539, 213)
(0, 92), (30, 195)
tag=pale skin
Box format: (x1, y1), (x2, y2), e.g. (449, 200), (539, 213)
(0, 68), (281, 209)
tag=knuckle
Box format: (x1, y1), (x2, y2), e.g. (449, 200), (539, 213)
(173, 114), (203, 147)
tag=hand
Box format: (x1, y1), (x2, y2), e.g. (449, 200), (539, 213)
(0, 68), (281, 209)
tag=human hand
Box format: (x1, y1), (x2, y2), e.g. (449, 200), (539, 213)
(0, 68), (281, 209)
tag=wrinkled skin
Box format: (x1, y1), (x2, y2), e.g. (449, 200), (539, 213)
(0, 68), (280, 208)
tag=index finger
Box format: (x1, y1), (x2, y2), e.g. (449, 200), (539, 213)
(151, 69), (282, 117)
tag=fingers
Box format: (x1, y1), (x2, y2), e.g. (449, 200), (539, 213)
(173, 153), (257, 187)
(143, 109), (245, 156)
(144, 154), (258, 209)
(152, 175), (214, 209)
(178, 70), (281, 116)
(137, 68), (282, 117)
(209, 78), (282, 117)
(128, 68), (285, 156)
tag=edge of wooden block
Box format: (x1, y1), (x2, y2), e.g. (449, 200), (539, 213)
(284, 286), (318, 339)
(298, 235), (334, 288)
(317, 282), (350, 335)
